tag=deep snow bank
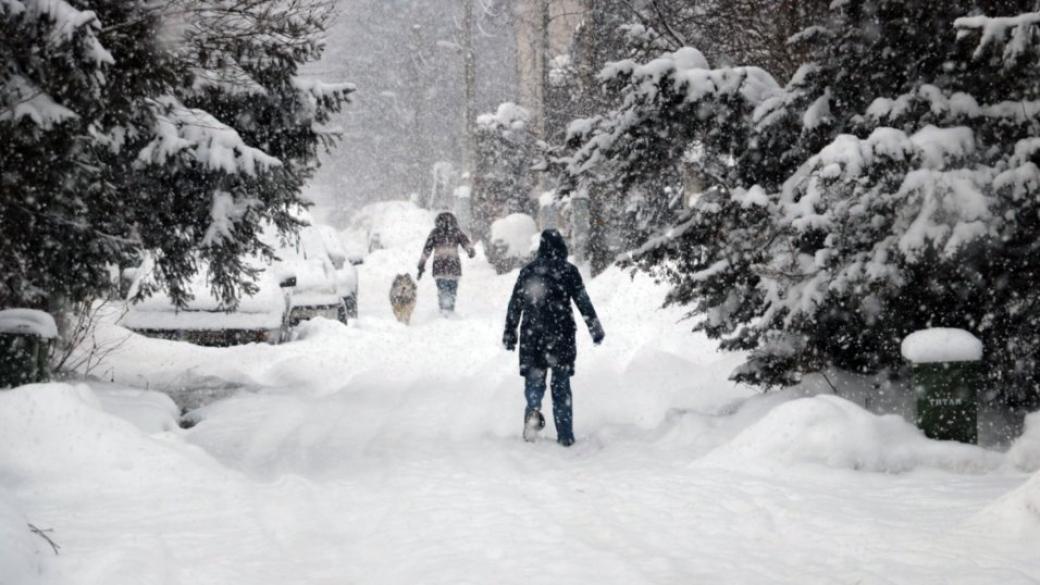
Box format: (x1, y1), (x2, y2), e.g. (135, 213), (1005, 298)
(0, 384), (223, 485)
(0, 383), (197, 585)
(702, 395), (1001, 473)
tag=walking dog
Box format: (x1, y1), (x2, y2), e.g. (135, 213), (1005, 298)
(389, 274), (418, 324)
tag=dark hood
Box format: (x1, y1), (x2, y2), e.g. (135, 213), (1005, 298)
(537, 229), (568, 262)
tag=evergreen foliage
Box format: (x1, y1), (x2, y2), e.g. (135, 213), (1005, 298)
(471, 102), (536, 243)
(0, 0), (352, 311)
(561, 0), (1040, 407)
(546, 1), (685, 273)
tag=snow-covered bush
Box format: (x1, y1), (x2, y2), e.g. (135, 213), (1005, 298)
(487, 213), (538, 274)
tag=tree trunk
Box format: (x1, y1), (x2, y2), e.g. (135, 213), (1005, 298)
(462, 0), (477, 176)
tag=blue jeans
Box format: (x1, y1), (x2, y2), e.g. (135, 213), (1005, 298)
(525, 368), (573, 442)
(435, 279), (458, 312)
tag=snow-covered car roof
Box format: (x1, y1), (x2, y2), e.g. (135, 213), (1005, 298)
(123, 218), (356, 331)
(122, 268), (287, 331)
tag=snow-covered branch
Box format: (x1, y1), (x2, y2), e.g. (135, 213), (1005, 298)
(955, 12), (1040, 66)
(136, 96), (282, 176)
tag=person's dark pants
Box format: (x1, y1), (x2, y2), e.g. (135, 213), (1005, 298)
(524, 367), (573, 443)
(435, 278), (458, 312)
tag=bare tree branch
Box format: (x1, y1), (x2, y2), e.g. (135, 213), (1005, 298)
(27, 524), (60, 556)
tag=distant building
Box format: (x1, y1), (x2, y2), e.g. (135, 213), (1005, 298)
(513, 0), (587, 140)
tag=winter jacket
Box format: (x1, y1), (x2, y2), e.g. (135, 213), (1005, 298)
(503, 230), (604, 376)
(419, 212), (475, 280)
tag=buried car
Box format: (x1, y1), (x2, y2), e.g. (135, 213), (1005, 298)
(122, 221), (359, 346)
(280, 222), (359, 328)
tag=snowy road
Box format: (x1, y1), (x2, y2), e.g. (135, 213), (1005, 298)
(2, 203), (1038, 584)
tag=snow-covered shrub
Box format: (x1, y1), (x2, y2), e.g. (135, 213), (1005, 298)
(487, 213), (538, 274)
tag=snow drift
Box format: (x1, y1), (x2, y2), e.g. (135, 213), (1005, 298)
(702, 395), (1000, 473)
(0, 383), (229, 489)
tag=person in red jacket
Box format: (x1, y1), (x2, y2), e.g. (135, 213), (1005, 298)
(417, 212), (476, 314)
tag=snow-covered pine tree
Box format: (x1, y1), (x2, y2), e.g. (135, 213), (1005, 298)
(705, 0), (997, 386)
(947, 6), (1040, 406)
(471, 102), (536, 243)
(0, 0), (174, 310)
(135, 0), (353, 307)
(546, 1), (697, 273)
(561, 44), (781, 265)
(729, 0), (1040, 400)
(0, 0), (352, 314)
(543, 0), (631, 144)
(563, 0), (1040, 408)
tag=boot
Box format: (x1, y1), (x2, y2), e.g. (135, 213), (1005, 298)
(523, 409), (545, 442)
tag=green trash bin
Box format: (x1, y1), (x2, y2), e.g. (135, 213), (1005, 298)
(902, 328), (983, 444)
(0, 309), (58, 389)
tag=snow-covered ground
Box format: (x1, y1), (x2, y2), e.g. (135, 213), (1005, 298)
(2, 202), (1038, 585)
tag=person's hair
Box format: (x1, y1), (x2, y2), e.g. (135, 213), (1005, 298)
(434, 212), (458, 232)
(429, 212), (462, 245)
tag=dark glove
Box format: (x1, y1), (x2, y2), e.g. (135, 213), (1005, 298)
(503, 331), (517, 351)
(417, 264), (425, 281)
(591, 322), (605, 346)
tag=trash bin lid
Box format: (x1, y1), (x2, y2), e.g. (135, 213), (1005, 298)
(901, 328), (982, 363)
(0, 309), (58, 339)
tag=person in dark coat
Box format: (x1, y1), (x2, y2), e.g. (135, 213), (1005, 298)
(502, 229), (604, 446)
(418, 212), (476, 314)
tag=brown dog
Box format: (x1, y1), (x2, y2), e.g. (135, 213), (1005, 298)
(389, 274), (418, 324)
